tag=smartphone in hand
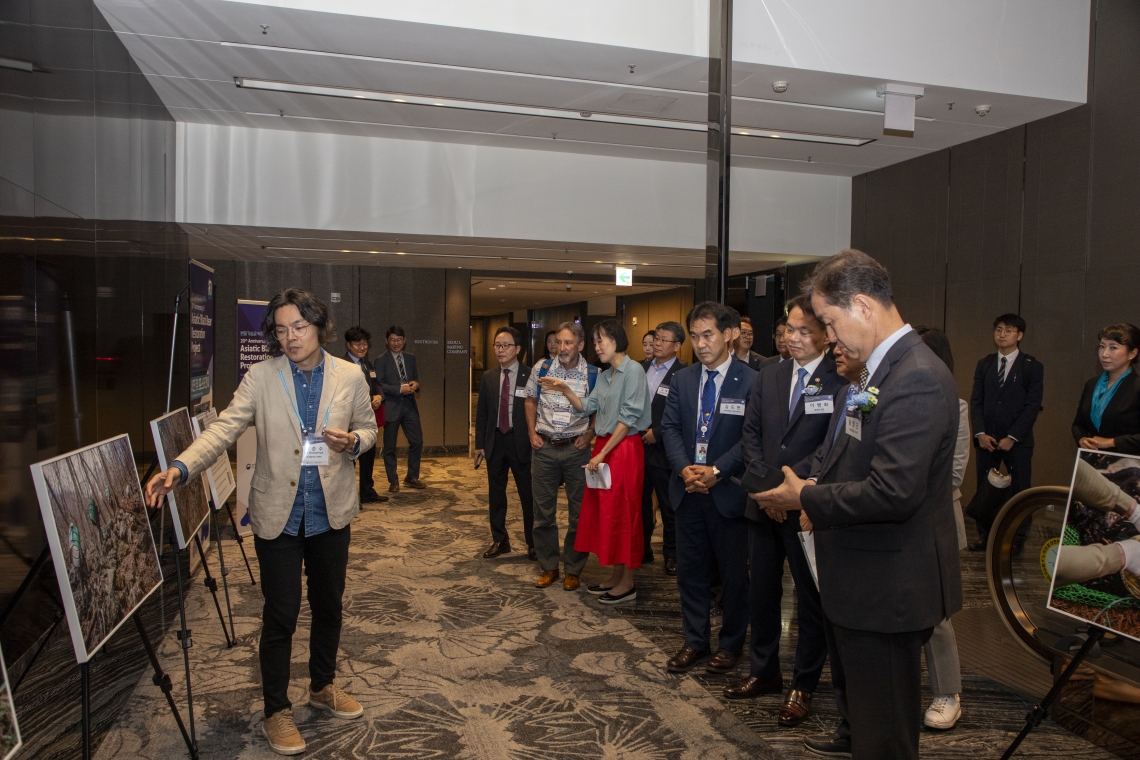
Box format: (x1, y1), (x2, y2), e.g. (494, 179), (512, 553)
(474, 452), (485, 469)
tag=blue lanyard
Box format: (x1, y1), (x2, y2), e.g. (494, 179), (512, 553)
(279, 356), (336, 434)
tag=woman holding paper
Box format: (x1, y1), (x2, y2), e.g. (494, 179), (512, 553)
(538, 319), (651, 604)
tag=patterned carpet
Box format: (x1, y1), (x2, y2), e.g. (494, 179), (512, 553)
(94, 457), (776, 759)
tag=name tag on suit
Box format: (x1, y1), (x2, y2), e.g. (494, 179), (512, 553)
(369, 370), (376, 378)
(845, 411), (862, 441)
(514, 387), (528, 398)
(804, 396), (834, 414)
(656, 385), (670, 397)
(719, 398), (746, 416)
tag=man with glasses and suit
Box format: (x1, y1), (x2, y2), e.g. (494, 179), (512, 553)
(376, 326), (425, 492)
(343, 326), (387, 505)
(661, 302), (757, 676)
(640, 321), (687, 574)
(475, 326), (536, 560)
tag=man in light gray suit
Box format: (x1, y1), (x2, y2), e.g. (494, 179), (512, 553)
(758, 249), (962, 760)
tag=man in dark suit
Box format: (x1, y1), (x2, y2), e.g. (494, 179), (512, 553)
(376, 325), (425, 491)
(758, 250), (962, 759)
(759, 316), (790, 370)
(661, 302), (758, 676)
(343, 326), (388, 504)
(969, 313), (1044, 548)
(725, 295), (845, 728)
(474, 326), (535, 560)
(640, 321), (687, 574)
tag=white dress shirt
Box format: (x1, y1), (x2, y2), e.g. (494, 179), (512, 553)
(646, 356), (678, 397)
(497, 361), (520, 429)
(864, 324), (913, 386)
(788, 353), (826, 402)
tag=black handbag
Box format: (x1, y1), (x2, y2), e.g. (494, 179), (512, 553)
(732, 459), (786, 522)
(964, 470), (1012, 533)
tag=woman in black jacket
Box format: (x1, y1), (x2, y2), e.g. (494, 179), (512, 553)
(1073, 323), (1140, 455)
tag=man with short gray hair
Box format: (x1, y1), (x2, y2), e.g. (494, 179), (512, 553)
(524, 322), (596, 591)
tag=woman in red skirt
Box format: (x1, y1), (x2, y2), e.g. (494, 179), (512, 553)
(538, 319), (652, 604)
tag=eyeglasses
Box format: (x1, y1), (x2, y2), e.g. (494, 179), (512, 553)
(492, 343), (517, 350)
(274, 322), (312, 339)
(994, 327), (1020, 336)
(740, 330), (754, 338)
(653, 336), (679, 345)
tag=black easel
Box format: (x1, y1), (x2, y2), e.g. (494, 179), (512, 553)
(218, 498), (256, 586)
(1001, 625), (1106, 759)
(185, 529), (234, 648)
(197, 505), (236, 647)
(78, 611), (199, 760)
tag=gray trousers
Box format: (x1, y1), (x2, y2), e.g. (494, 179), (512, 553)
(531, 441), (591, 575)
(923, 617), (962, 696)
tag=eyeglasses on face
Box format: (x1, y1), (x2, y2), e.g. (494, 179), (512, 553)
(739, 330), (754, 338)
(274, 321), (312, 339)
(994, 327), (1020, 336)
(492, 343), (517, 350)
(653, 336), (679, 345)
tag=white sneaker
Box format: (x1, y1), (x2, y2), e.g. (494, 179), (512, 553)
(924, 694), (961, 730)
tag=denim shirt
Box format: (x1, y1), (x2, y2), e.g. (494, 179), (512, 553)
(281, 355), (330, 537)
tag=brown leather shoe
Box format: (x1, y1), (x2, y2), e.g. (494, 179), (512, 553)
(403, 478), (426, 489)
(535, 569), (560, 588)
(388, 481), (400, 493)
(723, 673), (784, 700)
(562, 574), (580, 591)
(666, 645), (711, 673)
(705, 648), (743, 674)
(779, 689), (814, 727)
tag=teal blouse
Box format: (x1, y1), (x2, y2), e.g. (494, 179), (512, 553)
(575, 355), (652, 435)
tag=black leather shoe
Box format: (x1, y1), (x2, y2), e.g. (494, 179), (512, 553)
(967, 537), (987, 552)
(664, 558), (677, 576)
(527, 547), (537, 561)
(360, 490), (385, 504)
(388, 481), (400, 493)
(723, 673), (783, 700)
(706, 649), (743, 674)
(403, 478), (427, 489)
(482, 542), (511, 559)
(666, 646), (711, 673)
(804, 733), (851, 757)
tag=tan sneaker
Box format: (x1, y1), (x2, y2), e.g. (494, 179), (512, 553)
(309, 682), (364, 720)
(262, 709), (306, 756)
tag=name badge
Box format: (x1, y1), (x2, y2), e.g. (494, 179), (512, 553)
(551, 410), (573, 427)
(369, 370), (376, 378)
(656, 385), (670, 397)
(805, 396), (834, 415)
(301, 433), (330, 466)
(845, 414), (862, 441)
(719, 398), (746, 416)
(695, 442), (709, 464)
(514, 387), (528, 398)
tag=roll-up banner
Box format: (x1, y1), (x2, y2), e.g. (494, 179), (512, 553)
(235, 300), (269, 537)
(188, 260), (215, 415)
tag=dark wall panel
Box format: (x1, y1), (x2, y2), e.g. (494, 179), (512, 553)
(852, 0), (1140, 497)
(445, 269), (472, 447)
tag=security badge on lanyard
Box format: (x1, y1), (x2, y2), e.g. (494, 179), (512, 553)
(696, 409), (713, 465)
(280, 369), (333, 466)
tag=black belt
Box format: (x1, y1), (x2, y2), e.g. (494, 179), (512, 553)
(540, 433), (576, 447)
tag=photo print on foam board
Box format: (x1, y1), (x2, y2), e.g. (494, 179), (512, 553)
(30, 435), (164, 664)
(0, 642), (20, 760)
(191, 407), (235, 509)
(151, 408), (211, 551)
(1048, 449), (1140, 643)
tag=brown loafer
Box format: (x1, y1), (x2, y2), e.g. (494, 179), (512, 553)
(779, 689), (814, 727)
(562, 574), (580, 591)
(705, 648), (743, 674)
(535, 569), (560, 588)
(723, 673), (784, 700)
(403, 478), (426, 489)
(667, 645), (711, 673)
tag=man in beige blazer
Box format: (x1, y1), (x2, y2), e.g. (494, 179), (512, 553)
(146, 289), (376, 756)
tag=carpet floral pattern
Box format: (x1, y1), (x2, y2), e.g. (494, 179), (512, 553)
(94, 459), (774, 759)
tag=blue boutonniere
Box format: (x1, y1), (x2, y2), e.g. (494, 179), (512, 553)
(803, 379), (824, 396)
(845, 386), (880, 420)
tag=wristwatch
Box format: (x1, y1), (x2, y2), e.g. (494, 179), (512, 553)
(712, 465), (721, 479)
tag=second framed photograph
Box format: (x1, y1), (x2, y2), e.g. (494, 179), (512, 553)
(1048, 449), (1140, 643)
(151, 408), (211, 551)
(30, 435), (164, 663)
(0, 641), (21, 760)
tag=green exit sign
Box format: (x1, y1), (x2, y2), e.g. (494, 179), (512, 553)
(615, 266), (633, 287)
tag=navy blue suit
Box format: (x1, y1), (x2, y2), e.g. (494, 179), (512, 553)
(662, 356), (757, 653)
(741, 353), (845, 688)
(641, 358), (686, 562)
(969, 351), (1043, 495)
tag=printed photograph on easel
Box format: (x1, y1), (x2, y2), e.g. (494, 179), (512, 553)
(0, 641), (20, 760)
(29, 435), (163, 663)
(151, 408), (211, 551)
(191, 408), (236, 509)
(1047, 449), (1140, 642)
